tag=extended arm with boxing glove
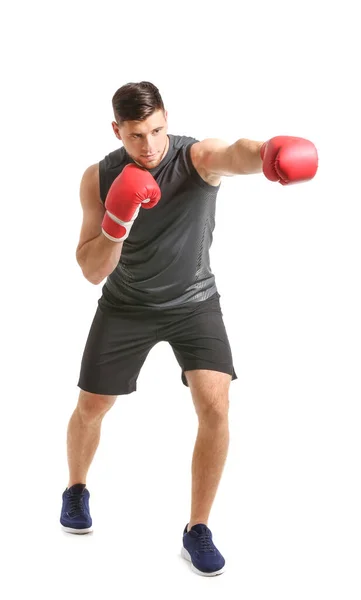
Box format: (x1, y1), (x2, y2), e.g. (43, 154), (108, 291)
(260, 136), (318, 185)
(102, 163), (162, 242)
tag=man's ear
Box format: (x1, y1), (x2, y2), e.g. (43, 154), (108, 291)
(112, 121), (122, 141)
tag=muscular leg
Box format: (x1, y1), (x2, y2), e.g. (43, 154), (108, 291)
(185, 370), (231, 530)
(66, 390), (117, 487)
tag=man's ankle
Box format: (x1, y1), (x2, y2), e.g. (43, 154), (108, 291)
(67, 482), (86, 489)
(187, 521), (208, 532)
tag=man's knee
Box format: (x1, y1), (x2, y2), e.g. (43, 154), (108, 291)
(197, 394), (229, 424)
(77, 389), (117, 422)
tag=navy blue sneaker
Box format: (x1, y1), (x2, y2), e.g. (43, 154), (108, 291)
(60, 483), (93, 534)
(181, 523), (225, 576)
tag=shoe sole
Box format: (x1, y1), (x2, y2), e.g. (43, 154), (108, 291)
(61, 525), (93, 534)
(181, 547), (225, 576)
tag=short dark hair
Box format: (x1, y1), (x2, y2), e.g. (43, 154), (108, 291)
(112, 81), (165, 124)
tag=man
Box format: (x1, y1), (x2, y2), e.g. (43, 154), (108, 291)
(60, 81), (318, 577)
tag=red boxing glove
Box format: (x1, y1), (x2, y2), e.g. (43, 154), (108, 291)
(102, 164), (161, 242)
(260, 136), (318, 185)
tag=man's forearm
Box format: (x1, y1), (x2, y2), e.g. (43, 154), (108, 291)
(76, 233), (124, 285)
(201, 137), (265, 176)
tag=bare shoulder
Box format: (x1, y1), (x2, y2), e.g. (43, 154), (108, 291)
(190, 138), (230, 186)
(79, 163), (102, 208)
(76, 163), (105, 253)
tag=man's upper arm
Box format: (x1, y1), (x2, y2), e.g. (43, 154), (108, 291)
(76, 163), (105, 254)
(190, 138), (234, 182)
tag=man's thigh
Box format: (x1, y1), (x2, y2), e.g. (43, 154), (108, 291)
(184, 369), (231, 418)
(77, 306), (157, 395)
(158, 293), (237, 387)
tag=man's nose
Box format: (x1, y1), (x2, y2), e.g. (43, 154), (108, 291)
(142, 137), (154, 153)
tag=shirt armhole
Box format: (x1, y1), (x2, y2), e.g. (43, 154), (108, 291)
(98, 160), (107, 204)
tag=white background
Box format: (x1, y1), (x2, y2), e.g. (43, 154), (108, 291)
(1, 0), (360, 598)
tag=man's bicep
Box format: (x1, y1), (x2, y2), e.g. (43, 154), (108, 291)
(190, 139), (235, 178)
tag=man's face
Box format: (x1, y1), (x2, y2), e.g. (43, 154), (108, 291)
(112, 109), (168, 169)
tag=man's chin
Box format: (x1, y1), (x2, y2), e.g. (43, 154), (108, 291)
(136, 155), (161, 169)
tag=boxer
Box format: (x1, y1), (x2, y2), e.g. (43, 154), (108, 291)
(60, 81), (318, 577)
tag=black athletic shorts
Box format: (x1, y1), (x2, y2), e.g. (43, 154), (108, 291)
(77, 292), (237, 396)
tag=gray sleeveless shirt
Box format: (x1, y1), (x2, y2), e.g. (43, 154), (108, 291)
(98, 134), (220, 309)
